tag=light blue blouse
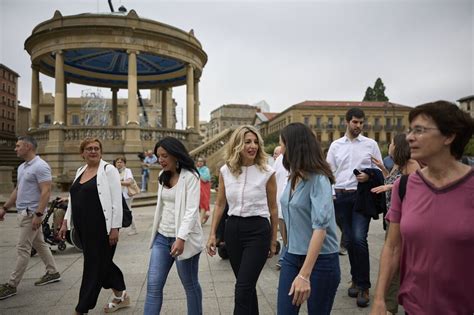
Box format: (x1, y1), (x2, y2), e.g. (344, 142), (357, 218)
(280, 173), (339, 255)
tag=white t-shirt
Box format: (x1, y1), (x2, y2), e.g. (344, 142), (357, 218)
(119, 167), (134, 199)
(220, 164), (275, 218)
(158, 185), (177, 237)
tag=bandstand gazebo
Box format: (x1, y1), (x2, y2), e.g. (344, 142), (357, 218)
(24, 9), (207, 186)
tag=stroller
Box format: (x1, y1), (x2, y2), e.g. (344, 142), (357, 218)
(31, 197), (82, 256)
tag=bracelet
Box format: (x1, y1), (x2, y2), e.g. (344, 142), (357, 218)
(298, 274), (310, 284)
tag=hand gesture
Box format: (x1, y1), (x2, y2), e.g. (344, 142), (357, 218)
(206, 234), (217, 256)
(171, 238), (185, 258)
(371, 185), (391, 194)
(371, 156), (384, 169)
(289, 275), (311, 306)
(109, 228), (119, 246)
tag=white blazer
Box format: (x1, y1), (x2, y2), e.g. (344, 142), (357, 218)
(65, 159), (123, 234)
(149, 169), (204, 260)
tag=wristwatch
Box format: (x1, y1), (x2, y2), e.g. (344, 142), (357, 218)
(34, 212), (44, 217)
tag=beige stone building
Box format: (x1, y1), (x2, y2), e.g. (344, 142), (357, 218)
(458, 95), (474, 118)
(258, 101), (412, 147)
(209, 104), (258, 138)
(0, 64), (19, 142)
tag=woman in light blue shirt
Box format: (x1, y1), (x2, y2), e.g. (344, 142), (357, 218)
(278, 123), (340, 315)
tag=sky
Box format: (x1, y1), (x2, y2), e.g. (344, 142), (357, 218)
(1, 0), (472, 127)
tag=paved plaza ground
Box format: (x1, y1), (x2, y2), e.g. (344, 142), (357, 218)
(0, 204), (393, 315)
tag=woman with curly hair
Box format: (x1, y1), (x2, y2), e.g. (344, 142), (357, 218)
(206, 125), (278, 314)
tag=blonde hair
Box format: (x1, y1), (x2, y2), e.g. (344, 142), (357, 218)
(225, 125), (268, 176)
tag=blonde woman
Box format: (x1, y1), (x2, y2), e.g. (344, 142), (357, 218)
(207, 125), (278, 314)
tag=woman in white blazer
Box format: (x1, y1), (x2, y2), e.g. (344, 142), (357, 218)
(59, 138), (129, 314)
(145, 137), (204, 315)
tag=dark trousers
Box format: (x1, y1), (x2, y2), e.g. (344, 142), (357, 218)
(277, 252), (340, 315)
(334, 191), (371, 290)
(225, 216), (271, 315)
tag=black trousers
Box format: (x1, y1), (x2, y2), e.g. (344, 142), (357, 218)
(225, 216), (271, 315)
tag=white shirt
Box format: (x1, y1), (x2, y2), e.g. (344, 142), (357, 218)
(273, 154), (289, 219)
(158, 184), (177, 237)
(326, 135), (382, 190)
(221, 164), (275, 218)
(118, 167), (134, 199)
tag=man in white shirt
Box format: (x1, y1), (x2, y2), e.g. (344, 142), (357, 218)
(326, 108), (382, 308)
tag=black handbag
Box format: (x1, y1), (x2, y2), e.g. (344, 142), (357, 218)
(122, 196), (133, 228)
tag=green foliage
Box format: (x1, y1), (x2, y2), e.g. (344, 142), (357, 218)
(263, 132), (280, 155)
(363, 87), (376, 101)
(463, 137), (474, 156)
(363, 78), (389, 102)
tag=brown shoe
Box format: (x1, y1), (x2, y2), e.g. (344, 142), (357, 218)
(348, 281), (359, 298)
(356, 289), (370, 307)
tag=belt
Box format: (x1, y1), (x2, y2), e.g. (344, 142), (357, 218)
(335, 189), (356, 194)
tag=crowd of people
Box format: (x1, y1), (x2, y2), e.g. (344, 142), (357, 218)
(0, 100), (473, 315)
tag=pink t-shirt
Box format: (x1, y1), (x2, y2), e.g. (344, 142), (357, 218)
(386, 169), (474, 315)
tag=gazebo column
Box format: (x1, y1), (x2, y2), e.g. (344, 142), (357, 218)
(186, 64), (195, 129)
(124, 50), (142, 153)
(53, 50), (65, 125)
(194, 79), (200, 132)
(63, 81), (68, 126)
(30, 65), (39, 130)
(161, 88), (168, 128)
(44, 50), (65, 180)
(111, 87), (118, 126)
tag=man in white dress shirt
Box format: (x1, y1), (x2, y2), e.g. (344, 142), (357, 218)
(326, 108), (382, 308)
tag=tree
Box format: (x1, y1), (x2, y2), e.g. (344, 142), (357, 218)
(363, 78), (389, 101)
(363, 87), (376, 101)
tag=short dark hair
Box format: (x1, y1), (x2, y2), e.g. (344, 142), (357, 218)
(115, 156), (127, 164)
(17, 135), (38, 150)
(408, 100), (474, 159)
(345, 108), (365, 122)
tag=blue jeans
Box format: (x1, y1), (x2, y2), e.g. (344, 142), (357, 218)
(277, 252), (340, 315)
(141, 169), (149, 191)
(144, 233), (202, 315)
(334, 191), (371, 290)
(278, 244), (288, 265)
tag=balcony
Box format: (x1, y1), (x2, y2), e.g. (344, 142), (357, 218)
(373, 125), (383, 132)
(395, 125), (406, 132)
(384, 125), (394, 131)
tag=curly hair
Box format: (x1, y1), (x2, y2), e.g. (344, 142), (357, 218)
(225, 125), (269, 176)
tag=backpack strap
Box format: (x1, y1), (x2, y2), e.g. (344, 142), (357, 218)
(398, 174), (409, 201)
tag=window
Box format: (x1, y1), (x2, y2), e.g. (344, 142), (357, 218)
(385, 117), (391, 127)
(329, 132), (334, 143)
(303, 116), (310, 126)
(44, 114), (52, 125)
(316, 116), (321, 128)
(71, 114), (80, 125)
(397, 117), (402, 127)
(339, 116), (345, 126)
(327, 117), (333, 128)
(386, 132), (392, 143)
(374, 117), (380, 126)
(375, 132), (380, 142)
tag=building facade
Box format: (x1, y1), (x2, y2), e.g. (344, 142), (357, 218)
(209, 104), (258, 138)
(0, 64), (20, 142)
(458, 95), (474, 118)
(258, 101), (412, 148)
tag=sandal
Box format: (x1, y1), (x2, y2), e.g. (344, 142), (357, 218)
(104, 290), (130, 313)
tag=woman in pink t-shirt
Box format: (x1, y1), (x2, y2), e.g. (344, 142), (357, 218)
(371, 100), (474, 315)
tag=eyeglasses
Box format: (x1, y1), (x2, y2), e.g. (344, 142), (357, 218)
(85, 146), (101, 152)
(407, 126), (438, 136)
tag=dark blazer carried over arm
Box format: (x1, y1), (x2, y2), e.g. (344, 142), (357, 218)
(354, 168), (386, 219)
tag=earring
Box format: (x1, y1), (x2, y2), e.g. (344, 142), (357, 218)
(176, 161), (180, 169)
